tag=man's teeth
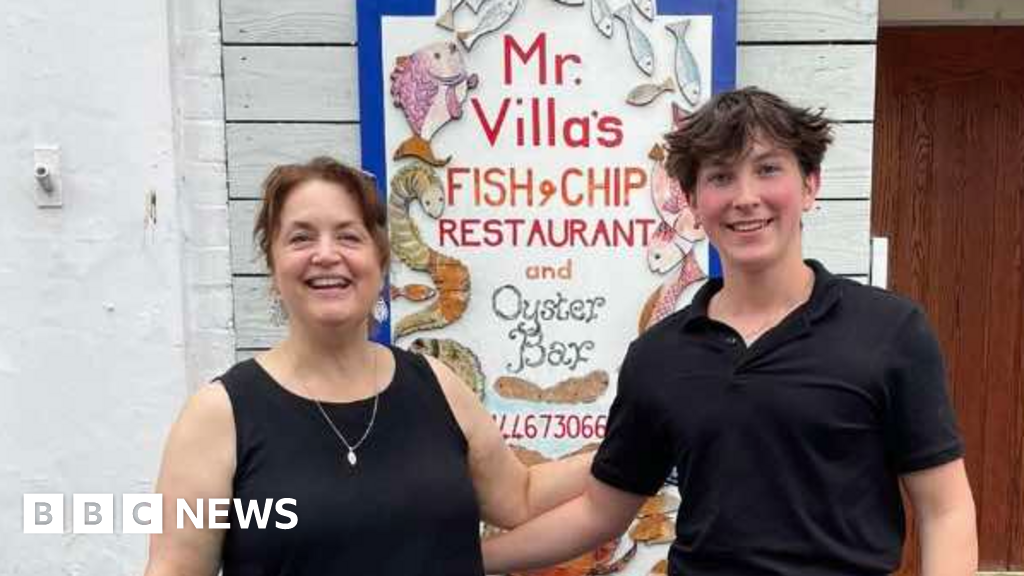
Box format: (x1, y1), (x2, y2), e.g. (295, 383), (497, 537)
(730, 220), (769, 232)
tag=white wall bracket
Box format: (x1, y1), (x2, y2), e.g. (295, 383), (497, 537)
(34, 146), (62, 208)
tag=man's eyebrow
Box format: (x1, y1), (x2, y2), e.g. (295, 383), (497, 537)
(750, 148), (785, 162)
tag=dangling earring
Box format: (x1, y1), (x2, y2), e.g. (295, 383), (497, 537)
(270, 293), (289, 326)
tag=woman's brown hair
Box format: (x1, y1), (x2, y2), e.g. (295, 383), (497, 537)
(252, 156), (389, 272)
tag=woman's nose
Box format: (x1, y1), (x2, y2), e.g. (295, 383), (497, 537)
(311, 239), (341, 265)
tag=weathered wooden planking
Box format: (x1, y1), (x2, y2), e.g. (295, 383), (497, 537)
(222, 0), (357, 44)
(229, 197), (870, 275)
(221, 0), (876, 44)
(821, 123), (873, 199)
(802, 199), (871, 274)
(223, 46), (359, 121)
(738, 44), (877, 121)
(223, 45), (875, 121)
(234, 275), (287, 349)
(226, 123), (362, 199)
(225, 121), (871, 200)
(739, 0), (876, 42)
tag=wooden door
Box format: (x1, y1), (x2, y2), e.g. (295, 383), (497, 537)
(872, 27), (1024, 573)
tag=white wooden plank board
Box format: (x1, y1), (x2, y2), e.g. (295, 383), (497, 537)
(222, 0), (357, 44)
(223, 46), (359, 121)
(230, 197), (870, 276)
(820, 122), (873, 199)
(803, 199), (871, 275)
(234, 276), (286, 349)
(222, 44), (875, 122)
(226, 123), (362, 199)
(221, 0), (876, 44)
(738, 45), (877, 121)
(739, 0), (877, 41)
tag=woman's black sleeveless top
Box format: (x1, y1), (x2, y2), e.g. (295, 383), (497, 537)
(218, 346), (483, 576)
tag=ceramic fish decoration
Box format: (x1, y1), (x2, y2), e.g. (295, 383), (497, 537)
(627, 77), (674, 106)
(437, 0), (492, 30)
(647, 221), (683, 274)
(390, 42), (479, 166)
(436, 0), (464, 30)
(631, 0), (654, 20)
(589, 0), (614, 38)
(457, 0), (519, 51)
(666, 19), (702, 107)
(613, 4), (654, 76)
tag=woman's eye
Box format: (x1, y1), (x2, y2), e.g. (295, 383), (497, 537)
(288, 233), (311, 244)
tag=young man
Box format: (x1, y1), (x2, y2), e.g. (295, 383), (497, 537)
(483, 87), (977, 576)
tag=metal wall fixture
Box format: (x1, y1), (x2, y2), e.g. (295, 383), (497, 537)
(34, 146), (62, 208)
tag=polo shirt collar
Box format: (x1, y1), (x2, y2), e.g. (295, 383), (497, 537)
(680, 258), (843, 332)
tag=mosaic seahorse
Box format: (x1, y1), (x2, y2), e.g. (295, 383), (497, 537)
(388, 161), (471, 339)
(408, 337), (485, 400)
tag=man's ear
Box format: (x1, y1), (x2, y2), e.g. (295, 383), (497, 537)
(802, 170), (821, 211)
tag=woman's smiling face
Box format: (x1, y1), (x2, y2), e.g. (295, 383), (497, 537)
(271, 179), (384, 331)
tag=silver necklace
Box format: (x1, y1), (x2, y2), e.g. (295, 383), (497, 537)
(294, 348), (380, 468)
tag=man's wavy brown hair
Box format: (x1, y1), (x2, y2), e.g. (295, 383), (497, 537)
(665, 87), (834, 195)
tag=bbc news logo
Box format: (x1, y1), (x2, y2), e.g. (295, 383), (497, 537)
(23, 494), (297, 534)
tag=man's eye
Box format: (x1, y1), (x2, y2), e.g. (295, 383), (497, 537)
(759, 164), (781, 175)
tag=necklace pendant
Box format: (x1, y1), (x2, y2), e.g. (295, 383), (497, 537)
(346, 450), (357, 467)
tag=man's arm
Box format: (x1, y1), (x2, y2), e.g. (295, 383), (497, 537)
(902, 458), (977, 576)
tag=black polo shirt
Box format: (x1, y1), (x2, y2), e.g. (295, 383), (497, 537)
(592, 260), (963, 576)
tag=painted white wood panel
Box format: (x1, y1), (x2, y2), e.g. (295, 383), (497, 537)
(223, 45), (875, 121)
(226, 123), (362, 198)
(233, 275), (286, 349)
(221, 0), (877, 44)
(229, 197), (870, 275)
(738, 45), (877, 121)
(223, 46), (359, 121)
(821, 122), (873, 199)
(222, 0), (357, 44)
(740, 0), (876, 41)
(803, 199), (871, 275)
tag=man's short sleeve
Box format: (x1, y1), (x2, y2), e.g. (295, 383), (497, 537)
(883, 307), (965, 473)
(592, 343), (675, 496)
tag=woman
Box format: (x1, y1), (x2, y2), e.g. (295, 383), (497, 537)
(144, 157), (590, 576)
(483, 88), (976, 576)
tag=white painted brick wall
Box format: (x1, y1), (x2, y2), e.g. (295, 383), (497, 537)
(170, 0), (235, 387)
